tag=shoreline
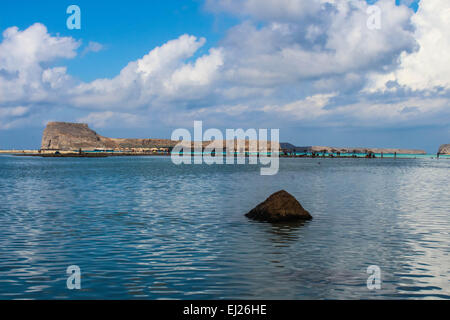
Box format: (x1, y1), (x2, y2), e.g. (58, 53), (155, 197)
(4, 151), (449, 159)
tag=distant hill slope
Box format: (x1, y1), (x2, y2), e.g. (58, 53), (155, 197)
(40, 122), (427, 154)
(279, 145), (426, 155)
(308, 146), (426, 155)
(41, 122), (178, 150)
(438, 144), (450, 155)
(40, 122), (276, 151)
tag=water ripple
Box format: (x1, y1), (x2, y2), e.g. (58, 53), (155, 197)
(0, 156), (449, 299)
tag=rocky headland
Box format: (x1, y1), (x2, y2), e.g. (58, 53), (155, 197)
(40, 122), (277, 152)
(41, 122), (178, 151)
(438, 144), (450, 155)
(38, 122), (429, 156)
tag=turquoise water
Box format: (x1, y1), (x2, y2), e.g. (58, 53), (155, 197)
(0, 155), (449, 299)
(293, 153), (450, 159)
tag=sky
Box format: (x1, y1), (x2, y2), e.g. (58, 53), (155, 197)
(0, 0), (448, 153)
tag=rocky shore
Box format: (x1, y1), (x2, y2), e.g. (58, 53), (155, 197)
(0, 122), (443, 157)
(41, 122), (178, 151)
(438, 144), (450, 155)
(280, 144), (426, 155)
(40, 122), (276, 153)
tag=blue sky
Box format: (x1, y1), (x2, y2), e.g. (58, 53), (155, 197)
(0, 0), (448, 153)
(0, 0), (234, 81)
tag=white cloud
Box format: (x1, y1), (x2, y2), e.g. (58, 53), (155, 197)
(0, 106), (28, 117)
(77, 111), (144, 128)
(367, 0), (450, 91)
(0, 106), (29, 129)
(0, 1), (448, 135)
(168, 48), (223, 90)
(0, 23), (79, 105)
(258, 94), (449, 128)
(69, 34), (224, 110)
(262, 93), (337, 120)
(82, 41), (104, 56)
(42, 67), (71, 89)
(331, 97), (450, 127)
(137, 35), (205, 78)
(219, 0), (415, 87)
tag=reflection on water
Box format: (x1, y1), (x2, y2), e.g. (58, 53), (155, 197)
(264, 221), (308, 246)
(0, 155), (449, 299)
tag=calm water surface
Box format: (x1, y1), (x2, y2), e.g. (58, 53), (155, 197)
(0, 155), (449, 299)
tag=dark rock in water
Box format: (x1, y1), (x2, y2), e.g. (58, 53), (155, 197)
(246, 190), (312, 222)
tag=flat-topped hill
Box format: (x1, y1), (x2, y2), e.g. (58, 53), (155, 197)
(41, 122), (178, 150)
(40, 122), (279, 151)
(40, 121), (428, 155)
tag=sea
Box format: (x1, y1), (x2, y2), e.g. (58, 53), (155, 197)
(0, 155), (449, 299)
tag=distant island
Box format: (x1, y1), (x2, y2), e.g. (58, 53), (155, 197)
(438, 144), (450, 155)
(1, 121), (447, 157)
(279, 143), (427, 156)
(41, 122), (177, 151)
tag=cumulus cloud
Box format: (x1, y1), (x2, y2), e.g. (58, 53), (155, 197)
(262, 93), (338, 120)
(69, 34), (224, 110)
(0, 23), (79, 128)
(367, 0), (450, 91)
(77, 111), (144, 128)
(81, 41), (104, 56)
(0, 1), (449, 134)
(206, 0), (326, 21)
(42, 67), (71, 89)
(0, 106), (30, 129)
(330, 96), (450, 127)
(0, 23), (79, 102)
(218, 0), (415, 87)
(258, 93), (450, 128)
